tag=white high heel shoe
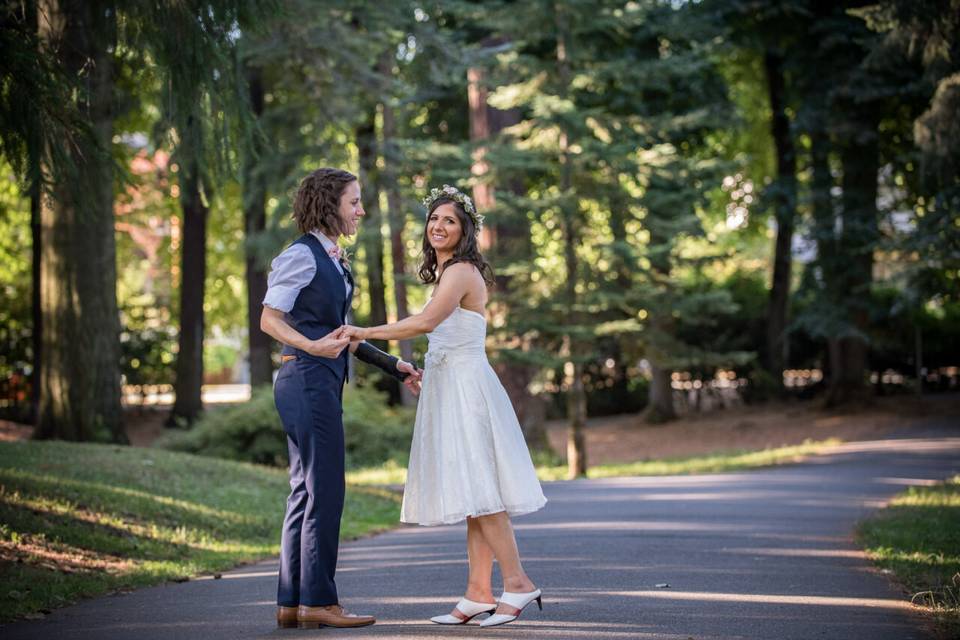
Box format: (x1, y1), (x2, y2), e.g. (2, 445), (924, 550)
(429, 598), (497, 624)
(479, 589), (543, 627)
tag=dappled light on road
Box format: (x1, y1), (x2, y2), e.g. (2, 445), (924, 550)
(4, 432), (957, 639)
(604, 590), (914, 610)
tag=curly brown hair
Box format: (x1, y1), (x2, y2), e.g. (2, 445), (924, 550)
(292, 168), (357, 236)
(418, 197), (495, 286)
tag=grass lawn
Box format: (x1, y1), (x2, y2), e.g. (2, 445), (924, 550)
(858, 475), (960, 639)
(345, 437), (842, 485)
(0, 440), (400, 623)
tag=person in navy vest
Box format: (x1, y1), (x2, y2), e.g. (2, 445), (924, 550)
(260, 168), (422, 629)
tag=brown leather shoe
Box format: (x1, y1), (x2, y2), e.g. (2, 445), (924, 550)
(297, 604), (376, 628)
(276, 606), (298, 628)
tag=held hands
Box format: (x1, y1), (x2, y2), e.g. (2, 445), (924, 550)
(304, 327), (352, 359)
(342, 324), (424, 395)
(398, 360), (425, 397)
(342, 325), (368, 342)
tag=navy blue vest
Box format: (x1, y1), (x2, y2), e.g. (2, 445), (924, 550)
(280, 234), (353, 379)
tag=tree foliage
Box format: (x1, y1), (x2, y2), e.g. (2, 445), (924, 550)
(1, 0), (957, 448)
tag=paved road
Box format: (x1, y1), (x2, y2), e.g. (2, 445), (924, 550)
(5, 423), (959, 640)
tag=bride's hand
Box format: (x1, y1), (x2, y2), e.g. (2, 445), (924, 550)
(342, 325), (368, 341)
(403, 374), (422, 397)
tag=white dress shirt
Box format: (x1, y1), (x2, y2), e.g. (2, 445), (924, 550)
(262, 230), (352, 320)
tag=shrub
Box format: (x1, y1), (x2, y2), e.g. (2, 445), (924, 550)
(158, 383), (416, 469)
(742, 365), (780, 404)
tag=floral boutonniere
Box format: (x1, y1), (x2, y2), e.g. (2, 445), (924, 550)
(327, 244), (352, 269)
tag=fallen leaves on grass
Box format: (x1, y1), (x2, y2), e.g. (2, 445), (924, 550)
(0, 536), (132, 575)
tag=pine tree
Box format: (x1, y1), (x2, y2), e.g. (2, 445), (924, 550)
(1, 0), (85, 429)
(710, 0), (812, 389)
(145, 1), (266, 426)
(241, 65), (273, 388)
(31, 0), (126, 441)
(789, 0), (920, 404)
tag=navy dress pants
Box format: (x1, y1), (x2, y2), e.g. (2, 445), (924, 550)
(274, 358), (345, 607)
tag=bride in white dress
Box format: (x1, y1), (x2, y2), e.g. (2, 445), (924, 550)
(345, 185), (546, 628)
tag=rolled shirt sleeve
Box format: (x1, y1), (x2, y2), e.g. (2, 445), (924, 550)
(262, 244), (317, 312)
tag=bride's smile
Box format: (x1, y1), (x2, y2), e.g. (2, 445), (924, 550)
(426, 203), (462, 253)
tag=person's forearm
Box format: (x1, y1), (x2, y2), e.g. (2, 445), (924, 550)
(353, 342), (408, 380)
(364, 313), (435, 341)
(260, 310), (313, 351)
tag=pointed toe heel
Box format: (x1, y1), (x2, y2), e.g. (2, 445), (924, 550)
(430, 597), (497, 625)
(479, 589), (543, 628)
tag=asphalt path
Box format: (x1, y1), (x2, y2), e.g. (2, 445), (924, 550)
(4, 421), (959, 640)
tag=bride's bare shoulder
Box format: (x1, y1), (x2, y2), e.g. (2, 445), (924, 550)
(443, 262), (484, 281)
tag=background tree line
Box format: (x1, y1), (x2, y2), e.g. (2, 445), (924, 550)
(1, 0), (957, 477)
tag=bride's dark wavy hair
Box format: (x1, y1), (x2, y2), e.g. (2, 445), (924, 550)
(418, 196), (495, 285)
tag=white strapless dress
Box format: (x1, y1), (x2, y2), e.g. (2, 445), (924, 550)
(400, 302), (547, 526)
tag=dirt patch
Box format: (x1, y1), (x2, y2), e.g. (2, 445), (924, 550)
(546, 393), (960, 465)
(121, 408), (170, 447)
(0, 420), (32, 442)
(1, 408), (172, 447)
(6, 394), (958, 465)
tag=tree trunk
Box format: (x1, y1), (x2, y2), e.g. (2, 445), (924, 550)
(825, 108), (880, 406)
(466, 54), (546, 448)
(30, 183), (42, 426)
(26, 0), (41, 426)
(356, 107), (397, 401)
(804, 81), (837, 395)
(607, 185), (638, 415)
(35, 0), (125, 442)
(915, 325), (923, 396)
(243, 67), (273, 388)
(566, 361), (587, 479)
(606, 187), (635, 290)
(378, 54), (414, 404)
(827, 335), (870, 403)
(30, 144), (42, 427)
(809, 121), (834, 266)
(555, 4), (587, 477)
(169, 149), (208, 426)
(763, 49), (797, 387)
(357, 113), (388, 339)
(644, 173), (677, 424)
(646, 363), (675, 423)
(467, 65), (495, 246)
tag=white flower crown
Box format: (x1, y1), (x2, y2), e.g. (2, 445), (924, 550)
(422, 184), (485, 235)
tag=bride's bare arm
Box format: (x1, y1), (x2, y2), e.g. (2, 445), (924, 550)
(348, 263), (476, 341)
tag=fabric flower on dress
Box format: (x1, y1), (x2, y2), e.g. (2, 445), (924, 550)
(424, 349), (448, 370)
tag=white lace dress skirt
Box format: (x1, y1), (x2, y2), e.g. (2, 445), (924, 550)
(400, 308), (547, 526)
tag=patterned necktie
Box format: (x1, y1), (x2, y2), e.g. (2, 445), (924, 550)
(327, 245), (352, 283)
(340, 257), (353, 286)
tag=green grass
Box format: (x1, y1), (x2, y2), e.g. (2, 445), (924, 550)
(858, 476), (960, 639)
(0, 436), (847, 623)
(0, 440), (400, 623)
(536, 438), (842, 480)
(346, 438), (842, 485)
